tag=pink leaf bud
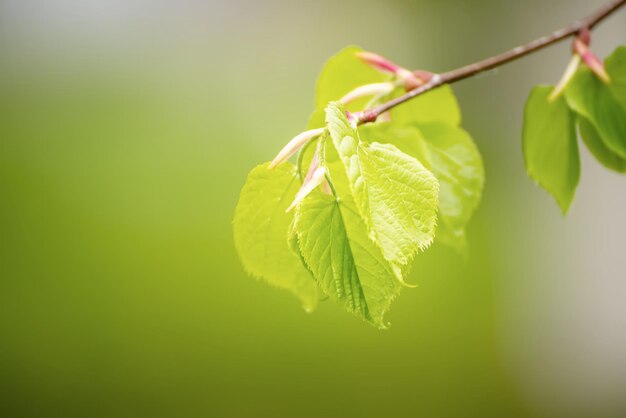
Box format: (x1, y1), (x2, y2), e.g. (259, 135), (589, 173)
(574, 38), (611, 84)
(356, 51), (400, 74)
(269, 128), (325, 169)
(356, 51), (436, 92)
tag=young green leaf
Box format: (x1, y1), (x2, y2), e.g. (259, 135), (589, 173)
(293, 190), (402, 329)
(523, 85), (579, 214)
(233, 163), (320, 311)
(391, 84), (461, 126)
(605, 46), (626, 112)
(359, 122), (484, 255)
(325, 102), (439, 267)
(564, 67), (626, 159)
(578, 116), (626, 173)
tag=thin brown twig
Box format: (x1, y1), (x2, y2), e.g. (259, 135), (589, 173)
(358, 0), (626, 124)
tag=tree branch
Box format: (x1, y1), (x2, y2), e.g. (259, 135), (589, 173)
(358, 0), (626, 124)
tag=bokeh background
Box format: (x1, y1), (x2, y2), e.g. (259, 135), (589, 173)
(1, 0), (626, 417)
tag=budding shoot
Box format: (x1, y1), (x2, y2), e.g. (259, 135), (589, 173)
(574, 38), (611, 84)
(269, 128), (325, 169)
(356, 51), (400, 74)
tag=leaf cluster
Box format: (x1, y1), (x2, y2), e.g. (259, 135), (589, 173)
(523, 47), (626, 213)
(233, 47), (484, 328)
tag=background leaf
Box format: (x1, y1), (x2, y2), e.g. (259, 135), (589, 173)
(605, 46), (626, 112)
(418, 123), (485, 255)
(522, 85), (579, 214)
(391, 84), (461, 126)
(358, 122), (432, 167)
(359, 122), (484, 255)
(233, 163), (320, 311)
(578, 116), (626, 173)
(564, 67), (626, 159)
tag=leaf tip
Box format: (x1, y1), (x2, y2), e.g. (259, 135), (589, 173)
(356, 51), (400, 74)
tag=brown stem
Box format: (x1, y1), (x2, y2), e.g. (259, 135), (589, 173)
(358, 0), (626, 124)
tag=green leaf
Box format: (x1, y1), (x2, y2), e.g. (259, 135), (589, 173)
(391, 84), (461, 126)
(433, 224), (469, 255)
(306, 46), (390, 130)
(325, 102), (439, 267)
(578, 116), (626, 173)
(605, 46), (626, 112)
(564, 67), (626, 159)
(293, 190), (402, 329)
(358, 122), (432, 167)
(359, 122), (484, 255)
(418, 123), (484, 255)
(523, 86), (579, 214)
(315, 45), (388, 111)
(233, 163), (320, 311)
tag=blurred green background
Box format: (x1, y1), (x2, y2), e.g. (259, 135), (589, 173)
(1, 1), (626, 417)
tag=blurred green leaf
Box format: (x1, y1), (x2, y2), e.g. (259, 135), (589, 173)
(358, 122), (432, 167)
(360, 122), (484, 256)
(233, 163), (320, 311)
(605, 46), (626, 112)
(293, 190), (402, 329)
(578, 116), (626, 173)
(325, 102), (439, 268)
(391, 84), (461, 126)
(314, 45), (387, 111)
(419, 123), (484, 256)
(564, 67), (626, 159)
(523, 86), (579, 214)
